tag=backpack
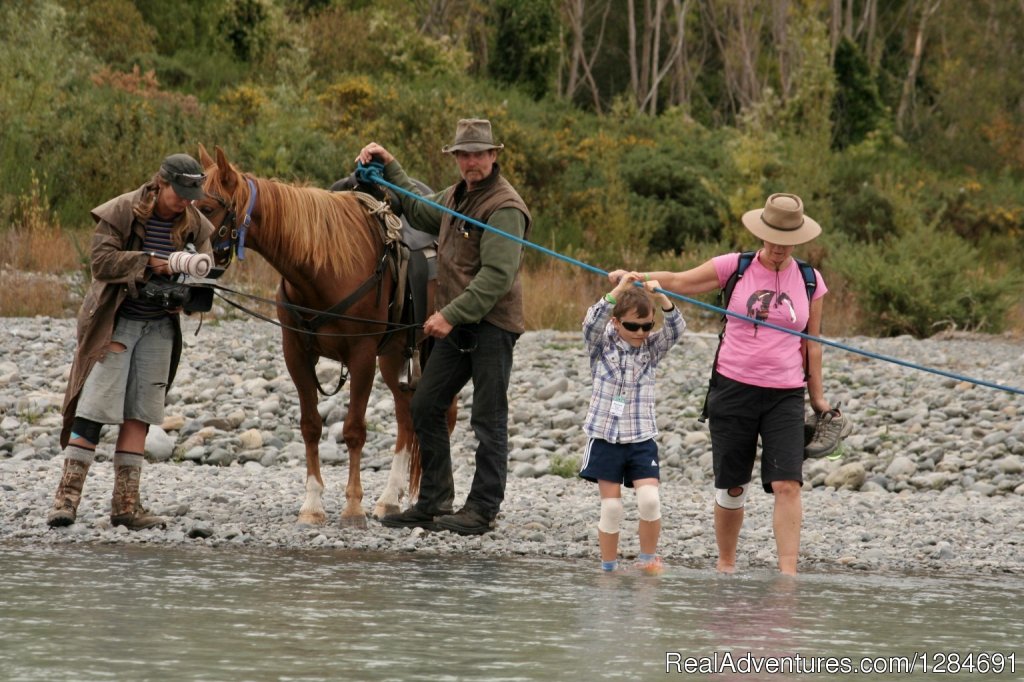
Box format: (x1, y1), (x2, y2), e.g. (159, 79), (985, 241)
(699, 251), (818, 422)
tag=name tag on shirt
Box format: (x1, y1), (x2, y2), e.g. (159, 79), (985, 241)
(610, 395), (626, 418)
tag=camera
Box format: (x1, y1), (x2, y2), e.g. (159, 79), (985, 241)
(136, 268), (224, 313)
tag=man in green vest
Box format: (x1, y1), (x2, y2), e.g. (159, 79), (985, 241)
(356, 118), (533, 535)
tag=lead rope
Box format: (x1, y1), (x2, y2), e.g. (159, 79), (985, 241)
(352, 191), (402, 243)
(354, 162), (1024, 398)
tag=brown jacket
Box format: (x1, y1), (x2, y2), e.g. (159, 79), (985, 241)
(59, 183), (214, 447)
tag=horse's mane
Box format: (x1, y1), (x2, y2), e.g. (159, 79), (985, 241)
(213, 169), (378, 277)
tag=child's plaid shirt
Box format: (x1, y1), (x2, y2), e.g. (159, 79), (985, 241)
(582, 298), (685, 443)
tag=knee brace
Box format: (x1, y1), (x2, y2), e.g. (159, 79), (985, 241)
(71, 417), (103, 446)
(598, 497), (624, 534)
(715, 483), (750, 510)
(636, 485), (661, 522)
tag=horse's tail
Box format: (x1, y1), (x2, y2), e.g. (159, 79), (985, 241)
(408, 437), (422, 503)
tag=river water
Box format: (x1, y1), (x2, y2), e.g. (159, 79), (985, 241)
(0, 543), (1019, 681)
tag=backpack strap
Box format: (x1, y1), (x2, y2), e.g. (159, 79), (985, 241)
(795, 257), (817, 381)
(719, 251), (757, 322)
(796, 258), (817, 301)
(700, 251), (756, 422)
(710, 250), (756, 369)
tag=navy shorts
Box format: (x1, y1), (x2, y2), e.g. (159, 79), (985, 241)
(707, 373), (804, 493)
(579, 438), (660, 487)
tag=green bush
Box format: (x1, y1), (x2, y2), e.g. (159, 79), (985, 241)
(300, 4), (470, 84)
(831, 37), (887, 150)
(61, 0), (157, 68)
(490, 0), (558, 99)
(548, 453), (581, 479)
(620, 145), (729, 252)
(836, 224), (1018, 337)
(830, 178), (897, 244)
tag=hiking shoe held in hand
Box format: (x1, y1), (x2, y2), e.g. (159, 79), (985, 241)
(804, 406), (853, 459)
(379, 506), (450, 530)
(434, 506), (496, 536)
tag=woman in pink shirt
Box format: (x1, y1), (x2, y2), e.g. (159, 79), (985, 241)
(611, 193), (837, 576)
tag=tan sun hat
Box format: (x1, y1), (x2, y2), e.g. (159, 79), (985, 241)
(441, 119), (505, 154)
(741, 193), (821, 245)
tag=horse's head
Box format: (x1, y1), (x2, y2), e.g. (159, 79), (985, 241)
(196, 144), (250, 268)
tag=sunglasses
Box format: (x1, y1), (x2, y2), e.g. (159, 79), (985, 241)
(167, 171), (206, 188)
(619, 320), (655, 332)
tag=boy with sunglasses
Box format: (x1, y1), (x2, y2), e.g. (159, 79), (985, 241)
(580, 272), (685, 574)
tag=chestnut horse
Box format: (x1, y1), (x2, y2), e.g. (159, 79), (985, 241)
(196, 145), (422, 528)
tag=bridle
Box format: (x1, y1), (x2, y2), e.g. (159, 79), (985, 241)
(207, 176), (258, 268)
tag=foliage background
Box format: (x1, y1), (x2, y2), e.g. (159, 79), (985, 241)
(1, 0), (1021, 337)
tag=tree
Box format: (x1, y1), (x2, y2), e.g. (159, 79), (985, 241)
(62, 0), (157, 67)
(560, 0), (611, 112)
(625, 0), (692, 114)
(490, 0), (559, 99)
(831, 36), (886, 149)
(895, 0), (941, 135)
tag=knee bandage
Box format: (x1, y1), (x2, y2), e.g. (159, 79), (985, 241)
(715, 483), (750, 510)
(598, 497), (624, 534)
(636, 485), (661, 522)
(71, 417), (103, 446)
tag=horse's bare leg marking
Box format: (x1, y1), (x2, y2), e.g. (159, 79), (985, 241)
(298, 475), (327, 525)
(375, 447), (410, 518)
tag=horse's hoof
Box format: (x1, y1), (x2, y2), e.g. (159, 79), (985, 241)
(373, 503), (401, 520)
(297, 512), (327, 526)
(340, 514), (368, 530)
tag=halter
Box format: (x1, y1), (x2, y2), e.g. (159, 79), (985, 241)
(210, 176), (258, 266)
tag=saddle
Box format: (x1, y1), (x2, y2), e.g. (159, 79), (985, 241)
(331, 172), (438, 390)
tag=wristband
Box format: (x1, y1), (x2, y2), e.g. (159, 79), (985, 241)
(604, 293), (616, 304)
(662, 306), (674, 313)
(643, 273), (650, 281)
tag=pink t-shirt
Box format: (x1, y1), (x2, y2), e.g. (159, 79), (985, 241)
(712, 252), (827, 389)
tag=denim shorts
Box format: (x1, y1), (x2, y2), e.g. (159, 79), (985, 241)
(579, 437), (660, 488)
(77, 316), (174, 426)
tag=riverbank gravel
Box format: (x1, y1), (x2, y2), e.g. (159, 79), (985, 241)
(1, 317), (1022, 576)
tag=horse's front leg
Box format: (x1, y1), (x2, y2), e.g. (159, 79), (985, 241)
(297, 413), (327, 526)
(339, 350), (376, 529)
(283, 336), (328, 526)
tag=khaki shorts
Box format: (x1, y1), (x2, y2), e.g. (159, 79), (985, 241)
(77, 316), (174, 426)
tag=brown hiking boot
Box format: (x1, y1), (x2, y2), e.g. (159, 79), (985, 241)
(804, 406), (853, 459)
(110, 454), (166, 531)
(47, 458), (91, 527)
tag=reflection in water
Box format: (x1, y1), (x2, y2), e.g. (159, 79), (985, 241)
(0, 543), (1019, 681)
(697, 575), (800, 681)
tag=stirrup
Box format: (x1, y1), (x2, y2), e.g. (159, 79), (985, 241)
(398, 349), (421, 392)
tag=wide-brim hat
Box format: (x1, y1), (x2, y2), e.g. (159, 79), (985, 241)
(159, 153), (206, 201)
(441, 118), (505, 154)
(741, 193), (821, 245)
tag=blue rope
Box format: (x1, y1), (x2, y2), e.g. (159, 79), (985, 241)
(357, 163), (1024, 397)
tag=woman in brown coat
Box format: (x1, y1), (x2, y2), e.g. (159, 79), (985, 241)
(47, 153), (214, 530)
